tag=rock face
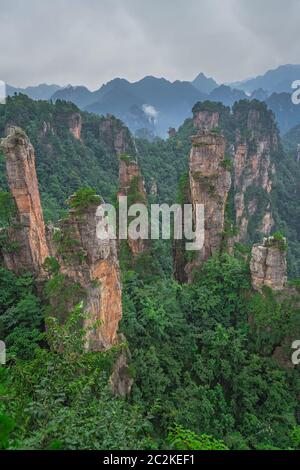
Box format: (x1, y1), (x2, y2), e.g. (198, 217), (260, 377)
(68, 113), (82, 140)
(119, 158), (146, 197)
(173, 102), (284, 283)
(233, 104), (277, 243)
(1, 127), (122, 352)
(0, 127), (49, 275)
(250, 236), (287, 291)
(187, 131), (231, 277)
(118, 156), (148, 256)
(233, 140), (275, 242)
(99, 115), (135, 155)
(174, 130), (231, 282)
(54, 201), (122, 351)
(193, 110), (220, 131)
(0, 126), (127, 390)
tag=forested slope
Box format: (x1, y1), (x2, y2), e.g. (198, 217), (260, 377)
(1, 95), (300, 451)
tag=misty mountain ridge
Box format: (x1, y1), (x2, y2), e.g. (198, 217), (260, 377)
(230, 64), (300, 94)
(51, 76), (243, 136)
(5, 64), (300, 137)
(6, 83), (61, 100)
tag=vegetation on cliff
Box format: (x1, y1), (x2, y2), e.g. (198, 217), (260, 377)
(1, 251), (300, 450)
(1, 95), (300, 451)
(1, 95), (297, 278)
(0, 95), (121, 221)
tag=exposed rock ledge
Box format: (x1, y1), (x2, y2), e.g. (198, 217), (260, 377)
(250, 236), (287, 291)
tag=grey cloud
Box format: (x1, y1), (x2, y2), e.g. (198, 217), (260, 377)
(0, 0), (299, 88)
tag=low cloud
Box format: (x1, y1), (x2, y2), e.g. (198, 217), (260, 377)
(142, 104), (158, 122)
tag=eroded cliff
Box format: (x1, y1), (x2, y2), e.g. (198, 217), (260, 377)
(51, 196), (122, 351)
(0, 127), (49, 275)
(187, 131), (231, 278)
(233, 103), (277, 243)
(99, 114), (136, 155)
(174, 130), (231, 282)
(0, 128), (123, 354)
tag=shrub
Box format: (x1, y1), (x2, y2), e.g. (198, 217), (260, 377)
(67, 188), (101, 212)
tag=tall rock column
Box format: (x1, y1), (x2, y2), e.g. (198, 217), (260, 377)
(118, 155), (148, 257)
(233, 139), (275, 242)
(250, 236), (287, 291)
(0, 127), (49, 275)
(186, 131), (231, 279)
(233, 103), (277, 243)
(68, 113), (82, 140)
(53, 199), (122, 351)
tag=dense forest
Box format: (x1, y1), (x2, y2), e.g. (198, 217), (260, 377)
(1, 95), (300, 451)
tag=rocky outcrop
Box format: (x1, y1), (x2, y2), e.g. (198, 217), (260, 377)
(193, 110), (220, 131)
(118, 157), (146, 198)
(250, 236), (287, 291)
(53, 199), (122, 351)
(168, 127), (177, 138)
(233, 103), (277, 243)
(118, 155), (148, 256)
(40, 121), (54, 137)
(99, 114), (135, 155)
(233, 140), (275, 242)
(186, 131), (231, 278)
(68, 113), (82, 140)
(0, 127), (49, 275)
(174, 130), (231, 282)
(109, 334), (134, 397)
(174, 102), (285, 283)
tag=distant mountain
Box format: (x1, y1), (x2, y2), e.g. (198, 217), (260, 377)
(86, 82), (154, 136)
(6, 84), (22, 96)
(22, 84), (61, 100)
(51, 85), (95, 108)
(250, 88), (270, 101)
(5, 65), (300, 137)
(282, 122), (300, 158)
(50, 78), (300, 136)
(6, 83), (61, 100)
(83, 76), (207, 137)
(266, 92), (300, 135)
(192, 72), (218, 94)
(209, 85), (247, 107)
(231, 64), (300, 94)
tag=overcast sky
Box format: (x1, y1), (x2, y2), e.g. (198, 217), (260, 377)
(1, 0), (300, 89)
